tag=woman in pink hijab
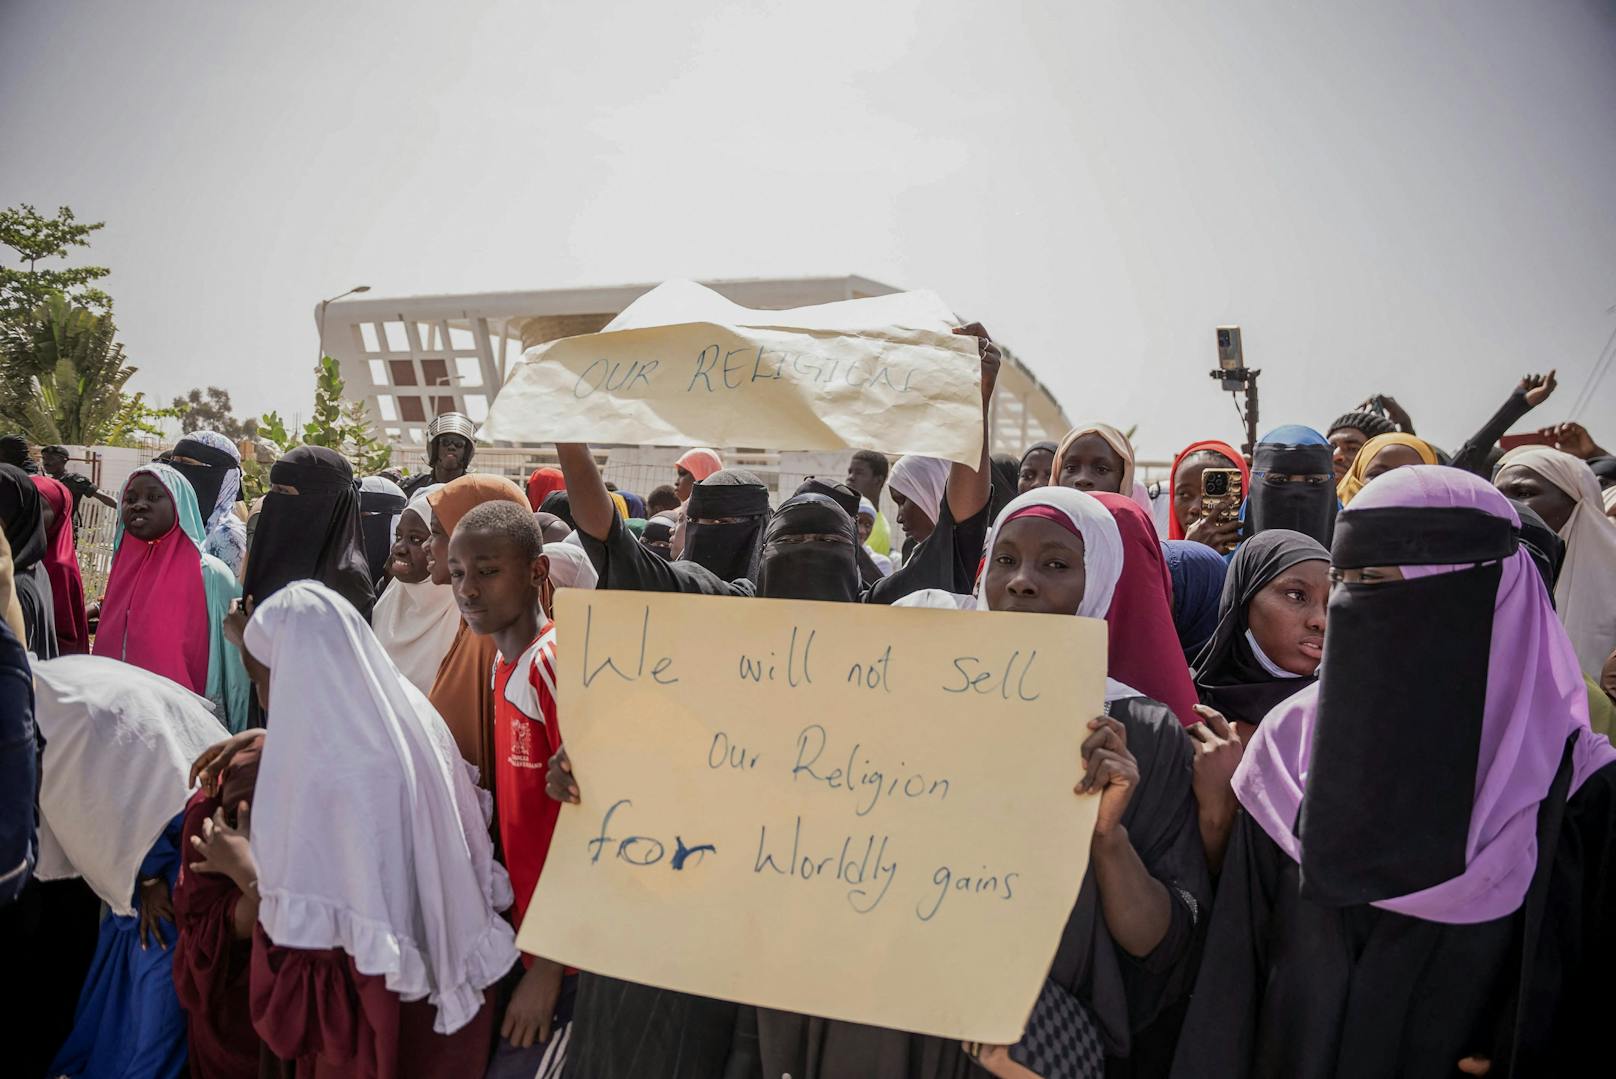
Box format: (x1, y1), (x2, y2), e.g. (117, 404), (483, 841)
(674, 448), (723, 502)
(1173, 466), (1616, 1078)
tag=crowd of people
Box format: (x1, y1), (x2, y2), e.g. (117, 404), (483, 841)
(1, 332), (1615, 1079)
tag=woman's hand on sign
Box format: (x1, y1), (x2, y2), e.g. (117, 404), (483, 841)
(1078, 715), (1138, 838)
(546, 746), (580, 804)
(954, 322), (1001, 408)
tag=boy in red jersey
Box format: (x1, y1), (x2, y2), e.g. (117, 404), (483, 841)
(448, 501), (570, 1073)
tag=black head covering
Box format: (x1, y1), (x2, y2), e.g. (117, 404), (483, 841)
(0, 463), (47, 571)
(1297, 502), (1516, 906)
(989, 453), (1020, 517)
(685, 469), (770, 584)
(793, 478), (859, 521)
(0, 436), (32, 471)
(792, 478), (883, 588)
(0, 463), (56, 657)
(242, 446), (375, 619)
(1510, 498), (1564, 598)
(1019, 440), (1057, 468)
(640, 516), (675, 560)
(539, 490), (575, 531)
(1247, 439), (1337, 545)
(1589, 455), (1616, 489)
(168, 436), (240, 521)
(1327, 411), (1396, 438)
(358, 481), (409, 591)
(755, 493), (860, 603)
(1193, 529), (1330, 728)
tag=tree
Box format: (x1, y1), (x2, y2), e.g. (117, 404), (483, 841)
(0, 204), (111, 322)
(170, 385), (251, 440)
(241, 356), (391, 500)
(0, 294), (155, 445)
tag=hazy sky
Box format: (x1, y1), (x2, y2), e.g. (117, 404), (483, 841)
(4, 1), (1614, 459)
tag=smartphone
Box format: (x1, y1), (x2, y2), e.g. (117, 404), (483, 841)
(1215, 326), (1244, 389)
(1201, 468), (1244, 523)
(1498, 432), (1554, 451)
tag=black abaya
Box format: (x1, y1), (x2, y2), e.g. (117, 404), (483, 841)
(1171, 757), (1616, 1079)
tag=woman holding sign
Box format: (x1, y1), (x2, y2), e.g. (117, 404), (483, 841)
(894, 486), (1208, 1078)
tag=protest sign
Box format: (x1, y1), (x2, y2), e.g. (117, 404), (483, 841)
(518, 590), (1106, 1044)
(478, 280), (985, 464)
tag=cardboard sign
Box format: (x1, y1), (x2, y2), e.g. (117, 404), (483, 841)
(517, 590), (1107, 1043)
(478, 281), (984, 464)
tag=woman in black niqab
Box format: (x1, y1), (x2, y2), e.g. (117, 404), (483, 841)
(241, 447), (374, 620)
(753, 493), (860, 602)
(0, 463), (57, 657)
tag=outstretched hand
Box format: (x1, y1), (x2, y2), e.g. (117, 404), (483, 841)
(1519, 369), (1557, 408)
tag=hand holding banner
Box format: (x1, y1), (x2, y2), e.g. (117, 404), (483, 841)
(478, 281), (985, 464)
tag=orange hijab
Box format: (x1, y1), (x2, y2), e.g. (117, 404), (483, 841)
(424, 474), (529, 784)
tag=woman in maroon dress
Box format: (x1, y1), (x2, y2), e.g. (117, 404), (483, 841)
(172, 741), (265, 1078)
(197, 581), (519, 1078)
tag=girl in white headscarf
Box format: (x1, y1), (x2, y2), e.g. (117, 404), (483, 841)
(242, 581), (517, 1070)
(34, 654), (230, 1079)
(371, 484), (461, 694)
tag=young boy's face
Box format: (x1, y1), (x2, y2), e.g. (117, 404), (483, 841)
(447, 526), (547, 637)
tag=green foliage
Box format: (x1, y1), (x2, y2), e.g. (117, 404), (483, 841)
(0, 204), (111, 321)
(0, 294), (149, 445)
(242, 358), (391, 500)
(103, 392), (179, 448)
(170, 385), (251, 441)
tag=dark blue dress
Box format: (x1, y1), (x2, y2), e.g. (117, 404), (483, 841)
(48, 812), (188, 1079)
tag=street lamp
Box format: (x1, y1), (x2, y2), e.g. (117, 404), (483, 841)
(317, 284), (371, 366)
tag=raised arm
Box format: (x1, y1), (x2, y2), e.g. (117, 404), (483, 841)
(944, 323), (999, 523)
(1450, 371), (1555, 476)
(555, 443), (616, 541)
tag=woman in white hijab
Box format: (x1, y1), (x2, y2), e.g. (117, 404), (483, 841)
(371, 484), (461, 694)
(34, 654), (229, 1079)
(241, 580), (517, 1071)
(1496, 446), (1616, 678)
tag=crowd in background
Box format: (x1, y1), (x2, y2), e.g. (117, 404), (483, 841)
(2, 331), (1615, 1079)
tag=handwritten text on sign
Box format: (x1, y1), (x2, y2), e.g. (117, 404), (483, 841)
(517, 591), (1106, 1044)
(477, 285), (984, 464)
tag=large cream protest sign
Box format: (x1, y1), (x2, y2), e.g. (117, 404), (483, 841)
(519, 590), (1106, 1044)
(478, 280), (985, 465)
